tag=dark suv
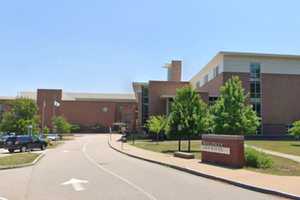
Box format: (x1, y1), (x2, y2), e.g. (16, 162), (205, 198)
(4, 135), (47, 153)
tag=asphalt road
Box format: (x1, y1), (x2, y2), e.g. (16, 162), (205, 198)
(0, 134), (284, 200)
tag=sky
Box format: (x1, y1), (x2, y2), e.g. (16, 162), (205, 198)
(1, 0), (300, 96)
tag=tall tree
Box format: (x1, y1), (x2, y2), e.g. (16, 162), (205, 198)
(169, 86), (208, 152)
(211, 76), (260, 135)
(0, 98), (39, 134)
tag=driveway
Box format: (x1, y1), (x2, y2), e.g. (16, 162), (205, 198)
(0, 134), (284, 200)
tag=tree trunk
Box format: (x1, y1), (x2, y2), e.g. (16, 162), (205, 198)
(156, 132), (159, 145)
(178, 136), (181, 151)
(188, 135), (191, 152)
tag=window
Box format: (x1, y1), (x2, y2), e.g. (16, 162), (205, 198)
(250, 63), (262, 133)
(102, 107), (108, 112)
(213, 66), (219, 78)
(204, 74), (209, 84)
(141, 85), (149, 125)
(196, 81), (201, 89)
(250, 63), (261, 79)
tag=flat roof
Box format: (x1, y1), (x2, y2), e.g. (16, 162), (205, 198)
(219, 51), (300, 59)
(0, 91), (136, 102)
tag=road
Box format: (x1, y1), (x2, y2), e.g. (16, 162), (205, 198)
(0, 134), (283, 200)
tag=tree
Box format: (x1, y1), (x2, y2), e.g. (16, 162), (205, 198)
(211, 76), (260, 135)
(169, 86), (208, 152)
(43, 126), (50, 134)
(289, 121), (300, 139)
(52, 116), (71, 134)
(146, 115), (168, 144)
(0, 98), (39, 134)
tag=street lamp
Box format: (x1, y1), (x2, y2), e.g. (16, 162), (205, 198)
(28, 125), (33, 136)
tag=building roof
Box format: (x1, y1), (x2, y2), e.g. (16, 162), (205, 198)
(219, 51), (300, 59)
(0, 91), (136, 102)
(0, 96), (15, 100)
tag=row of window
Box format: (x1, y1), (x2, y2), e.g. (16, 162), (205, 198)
(196, 65), (220, 89)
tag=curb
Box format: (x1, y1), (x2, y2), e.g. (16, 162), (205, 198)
(108, 139), (299, 200)
(0, 153), (45, 170)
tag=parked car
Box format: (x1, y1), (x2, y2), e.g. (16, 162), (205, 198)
(46, 133), (60, 141)
(4, 135), (48, 153)
(0, 134), (13, 148)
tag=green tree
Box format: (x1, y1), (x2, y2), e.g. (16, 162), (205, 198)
(289, 121), (300, 139)
(0, 98), (39, 134)
(169, 86), (208, 152)
(146, 115), (168, 144)
(52, 116), (71, 134)
(43, 126), (50, 134)
(211, 76), (260, 135)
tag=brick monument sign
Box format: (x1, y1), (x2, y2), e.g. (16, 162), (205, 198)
(201, 134), (245, 168)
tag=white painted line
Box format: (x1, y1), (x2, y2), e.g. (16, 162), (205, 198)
(82, 143), (157, 200)
(0, 197), (8, 200)
(62, 150), (70, 153)
(61, 178), (88, 192)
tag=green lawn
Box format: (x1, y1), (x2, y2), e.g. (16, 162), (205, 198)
(0, 153), (40, 167)
(130, 139), (300, 176)
(246, 140), (300, 156)
(245, 154), (300, 176)
(131, 140), (202, 159)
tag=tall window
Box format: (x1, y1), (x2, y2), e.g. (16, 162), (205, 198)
(141, 85), (149, 125)
(250, 63), (262, 133)
(204, 74), (209, 84)
(213, 66), (219, 78)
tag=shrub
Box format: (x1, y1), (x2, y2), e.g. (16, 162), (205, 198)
(70, 124), (80, 133)
(289, 120), (300, 139)
(43, 126), (50, 134)
(245, 147), (273, 169)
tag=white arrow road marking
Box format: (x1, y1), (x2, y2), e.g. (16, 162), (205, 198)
(61, 178), (89, 192)
(0, 197), (8, 200)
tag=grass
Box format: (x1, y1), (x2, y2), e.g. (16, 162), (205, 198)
(0, 153), (40, 167)
(246, 140), (300, 156)
(130, 139), (202, 159)
(245, 154), (300, 176)
(130, 139), (300, 176)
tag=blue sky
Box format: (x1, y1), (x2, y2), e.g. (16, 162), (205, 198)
(1, 0), (300, 96)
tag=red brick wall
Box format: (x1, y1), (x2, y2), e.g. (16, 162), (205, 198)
(60, 101), (116, 127)
(37, 89), (62, 129)
(37, 89), (137, 132)
(201, 134), (245, 168)
(148, 81), (190, 116)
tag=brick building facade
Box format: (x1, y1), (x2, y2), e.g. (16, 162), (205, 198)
(1, 52), (300, 135)
(190, 52), (300, 135)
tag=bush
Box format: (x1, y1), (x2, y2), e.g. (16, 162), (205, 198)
(70, 124), (80, 133)
(245, 147), (273, 169)
(43, 126), (50, 134)
(289, 120), (300, 139)
(52, 116), (71, 134)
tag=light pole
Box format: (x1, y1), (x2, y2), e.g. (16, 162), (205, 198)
(28, 125), (33, 136)
(178, 124), (182, 152)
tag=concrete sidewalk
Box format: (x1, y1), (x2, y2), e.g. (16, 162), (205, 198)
(246, 144), (300, 163)
(109, 134), (300, 199)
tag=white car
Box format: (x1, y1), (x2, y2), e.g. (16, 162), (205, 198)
(46, 134), (60, 141)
